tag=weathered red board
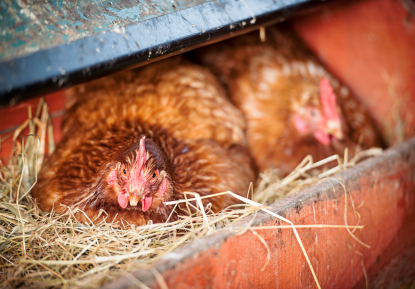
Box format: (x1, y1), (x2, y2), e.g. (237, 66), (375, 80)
(0, 91), (65, 163)
(103, 137), (415, 289)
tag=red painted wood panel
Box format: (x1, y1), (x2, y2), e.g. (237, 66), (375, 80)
(290, 0), (415, 145)
(0, 91), (65, 163)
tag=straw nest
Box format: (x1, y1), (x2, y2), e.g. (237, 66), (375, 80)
(0, 101), (381, 288)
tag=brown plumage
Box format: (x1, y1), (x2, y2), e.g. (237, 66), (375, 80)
(32, 57), (254, 225)
(196, 26), (385, 174)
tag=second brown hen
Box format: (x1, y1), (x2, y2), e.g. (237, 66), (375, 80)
(197, 27), (385, 174)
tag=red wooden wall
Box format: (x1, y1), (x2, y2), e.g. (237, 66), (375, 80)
(0, 92), (65, 163)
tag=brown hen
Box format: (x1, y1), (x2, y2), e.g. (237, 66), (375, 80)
(197, 26), (385, 174)
(32, 57), (254, 225)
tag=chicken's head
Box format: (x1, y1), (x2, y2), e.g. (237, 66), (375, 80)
(293, 78), (343, 145)
(107, 136), (171, 212)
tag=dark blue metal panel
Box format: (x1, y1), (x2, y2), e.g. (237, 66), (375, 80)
(0, 0), (208, 62)
(0, 0), (334, 106)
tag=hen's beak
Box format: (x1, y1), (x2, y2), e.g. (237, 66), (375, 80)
(129, 195), (139, 206)
(326, 119), (344, 140)
(129, 187), (144, 207)
(129, 187), (153, 212)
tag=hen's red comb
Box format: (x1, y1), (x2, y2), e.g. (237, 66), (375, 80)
(320, 78), (338, 120)
(136, 136), (147, 168)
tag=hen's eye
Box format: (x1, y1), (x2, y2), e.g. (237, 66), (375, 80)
(152, 172), (157, 179)
(123, 169), (127, 175)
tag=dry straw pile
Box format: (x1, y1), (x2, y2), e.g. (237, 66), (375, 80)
(0, 101), (380, 288)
